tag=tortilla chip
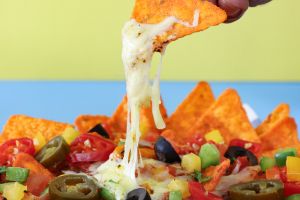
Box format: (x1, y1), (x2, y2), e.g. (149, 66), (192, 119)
(0, 115), (73, 144)
(259, 117), (299, 152)
(109, 96), (168, 142)
(166, 81), (215, 134)
(187, 89), (260, 144)
(132, 0), (227, 49)
(109, 96), (128, 138)
(256, 104), (290, 136)
(75, 114), (110, 134)
(203, 159), (230, 191)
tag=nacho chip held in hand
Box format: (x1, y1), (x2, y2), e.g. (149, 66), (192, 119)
(132, 0), (227, 48)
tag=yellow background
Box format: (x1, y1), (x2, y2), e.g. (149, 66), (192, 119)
(0, 0), (299, 81)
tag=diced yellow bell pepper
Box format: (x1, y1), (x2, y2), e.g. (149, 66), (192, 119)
(204, 130), (224, 144)
(168, 179), (190, 199)
(181, 153), (201, 173)
(62, 127), (80, 144)
(3, 182), (27, 200)
(33, 132), (46, 152)
(287, 156), (300, 182)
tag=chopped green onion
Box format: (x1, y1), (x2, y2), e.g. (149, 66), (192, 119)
(193, 170), (212, 183)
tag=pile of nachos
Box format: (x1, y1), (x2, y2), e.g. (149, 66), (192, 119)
(0, 82), (299, 200)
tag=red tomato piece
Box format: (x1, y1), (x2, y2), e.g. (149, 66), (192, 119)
(229, 139), (261, 154)
(189, 181), (222, 200)
(266, 167), (281, 180)
(69, 133), (116, 163)
(13, 153), (54, 196)
(266, 166), (287, 183)
(228, 156), (249, 174)
(280, 167), (288, 183)
(167, 166), (177, 177)
(0, 138), (35, 166)
(284, 182), (300, 197)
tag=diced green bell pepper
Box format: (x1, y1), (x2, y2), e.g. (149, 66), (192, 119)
(260, 157), (276, 172)
(6, 167), (29, 183)
(0, 166), (7, 174)
(286, 194), (300, 200)
(169, 190), (182, 200)
(99, 188), (115, 200)
(199, 143), (220, 169)
(275, 148), (297, 167)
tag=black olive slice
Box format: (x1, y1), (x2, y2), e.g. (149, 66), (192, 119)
(154, 137), (181, 163)
(225, 146), (258, 166)
(88, 124), (109, 138)
(126, 188), (151, 200)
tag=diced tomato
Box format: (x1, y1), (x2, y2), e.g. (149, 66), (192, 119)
(0, 138), (35, 166)
(266, 166), (287, 182)
(280, 167), (288, 182)
(69, 133), (116, 163)
(227, 156), (249, 174)
(266, 166), (281, 180)
(284, 182), (300, 197)
(188, 181), (222, 200)
(13, 153), (54, 196)
(229, 139), (261, 155)
(167, 166), (177, 177)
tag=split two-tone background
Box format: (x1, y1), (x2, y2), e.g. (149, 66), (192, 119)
(0, 0), (299, 129)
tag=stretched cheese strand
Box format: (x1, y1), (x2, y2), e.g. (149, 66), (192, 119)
(94, 10), (199, 200)
(122, 9), (200, 181)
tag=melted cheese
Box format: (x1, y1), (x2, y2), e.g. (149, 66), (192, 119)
(122, 9), (199, 181)
(94, 10), (199, 200)
(94, 157), (137, 200)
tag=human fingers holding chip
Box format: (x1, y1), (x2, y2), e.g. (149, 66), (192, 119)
(207, 0), (272, 23)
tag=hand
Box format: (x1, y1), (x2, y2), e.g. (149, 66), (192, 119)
(207, 0), (272, 23)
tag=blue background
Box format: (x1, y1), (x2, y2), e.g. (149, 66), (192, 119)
(0, 82), (299, 134)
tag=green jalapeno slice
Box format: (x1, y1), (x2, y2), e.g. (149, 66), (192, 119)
(49, 174), (99, 200)
(35, 136), (69, 168)
(228, 180), (284, 200)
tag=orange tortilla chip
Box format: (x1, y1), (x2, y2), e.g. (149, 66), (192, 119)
(166, 81), (215, 134)
(259, 117), (299, 152)
(0, 115), (73, 144)
(132, 0), (227, 48)
(256, 104), (290, 136)
(109, 96), (128, 138)
(75, 114), (110, 134)
(187, 89), (260, 144)
(109, 96), (168, 142)
(203, 159), (230, 191)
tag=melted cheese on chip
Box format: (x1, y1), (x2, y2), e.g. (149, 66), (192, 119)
(122, 10), (199, 181)
(94, 10), (199, 200)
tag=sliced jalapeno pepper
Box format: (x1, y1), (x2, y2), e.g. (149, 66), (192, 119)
(228, 180), (284, 200)
(35, 136), (69, 169)
(49, 174), (99, 200)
